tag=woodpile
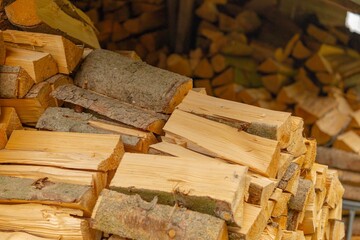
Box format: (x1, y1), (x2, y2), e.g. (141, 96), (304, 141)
(72, 0), (169, 65)
(89, 90), (345, 240)
(0, 0), (350, 239)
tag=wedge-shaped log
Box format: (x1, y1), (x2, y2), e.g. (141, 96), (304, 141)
(333, 130), (360, 154)
(74, 49), (192, 114)
(5, 0), (100, 49)
(0, 203), (100, 239)
(52, 84), (167, 134)
(149, 141), (276, 206)
(176, 90), (291, 149)
(37, 107), (157, 153)
(5, 46), (58, 83)
(0, 82), (56, 125)
(3, 30), (83, 74)
(110, 153), (248, 226)
(91, 190), (228, 240)
(0, 107), (22, 137)
(0, 65), (34, 98)
(0, 175), (95, 216)
(4, 130), (124, 171)
(228, 203), (269, 240)
(163, 109), (280, 177)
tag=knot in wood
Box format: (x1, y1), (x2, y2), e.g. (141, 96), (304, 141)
(168, 229), (176, 238)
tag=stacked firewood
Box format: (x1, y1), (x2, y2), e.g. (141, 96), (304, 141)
(89, 90), (345, 240)
(73, 0), (169, 65)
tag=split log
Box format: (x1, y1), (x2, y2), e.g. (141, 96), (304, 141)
(333, 130), (360, 153)
(74, 49), (192, 114)
(261, 74), (289, 94)
(307, 24), (337, 45)
(176, 90), (292, 149)
(0, 164), (107, 196)
(0, 203), (100, 239)
(0, 65), (34, 98)
(149, 141), (276, 206)
(52, 84), (167, 134)
(212, 68), (234, 87)
(139, 29), (167, 52)
(166, 54), (192, 77)
(3, 30), (83, 74)
(303, 138), (317, 170)
(195, 2), (219, 23)
(163, 109), (280, 177)
(36, 107), (157, 153)
(111, 22), (130, 42)
(123, 8), (166, 35)
(5, 46), (58, 83)
(295, 96), (337, 125)
(311, 109), (351, 145)
(211, 54), (227, 73)
(316, 146), (360, 172)
(91, 190), (228, 240)
(194, 79), (213, 95)
(0, 175), (96, 216)
(0, 81), (56, 125)
(194, 58), (214, 78)
(110, 153), (248, 226)
(350, 110), (360, 128)
(0, 107), (22, 137)
(292, 40), (312, 60)
(286, 117), (307, 157)
(0, 30), (5, 64)
(4, 0), (100, 48)
(228, 203), (268, 240)
(324, 170), (344, 208)
(4, 129), (124, 171)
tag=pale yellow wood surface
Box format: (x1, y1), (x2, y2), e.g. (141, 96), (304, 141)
(164, 109), (280, 177)
(110, 152), (248, 226)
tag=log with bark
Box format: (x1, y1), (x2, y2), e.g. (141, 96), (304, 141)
(36, 107), (157, 153)
(51, 84), (168, 134)
(110, 152), (248, 226)
(74, 49), (192, 114)
(91, 190), (228, 240)
(0, 65), (34, 98)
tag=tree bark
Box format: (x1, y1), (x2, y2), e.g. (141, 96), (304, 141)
(37, 107), (157, 153)
(52, 84), (168, 134)
(0, 65), (34, 98)
(0, 175), (95, 216)
(74, 49), (192, 114)
(91, 190), (228, 240)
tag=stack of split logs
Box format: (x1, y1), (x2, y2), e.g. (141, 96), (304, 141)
(90, 90), (345, 240)
(73, 0), (168, 65)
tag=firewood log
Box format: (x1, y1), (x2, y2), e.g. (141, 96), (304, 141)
(52, 84), (168, 134)
(91, 190), (228, 240)
(4, 0), (100, 48)
(0, 107), (22, 137)
(74, 49), (192, 114)
(0, 65), (34, 98)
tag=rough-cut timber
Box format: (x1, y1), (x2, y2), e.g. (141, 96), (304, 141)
(0, 203), (100, 239)
(37, 107), (157, 153)
(0, 65), (34, 98)
(163, 109), (280, 177)
(91, 190), (228, 240)
(4, 130), (124, 171)
(110, 153), (248, 226)
(176, 90), (292, 148)
(0, 175), (95, 216)
(52, 84), (167, 134)
(4, 0), (100, 48)
(74, 49), (192, 114)
(3, 30), (83, 74)
(317, 146), (360, 172)
(5, 46), (58, 83)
